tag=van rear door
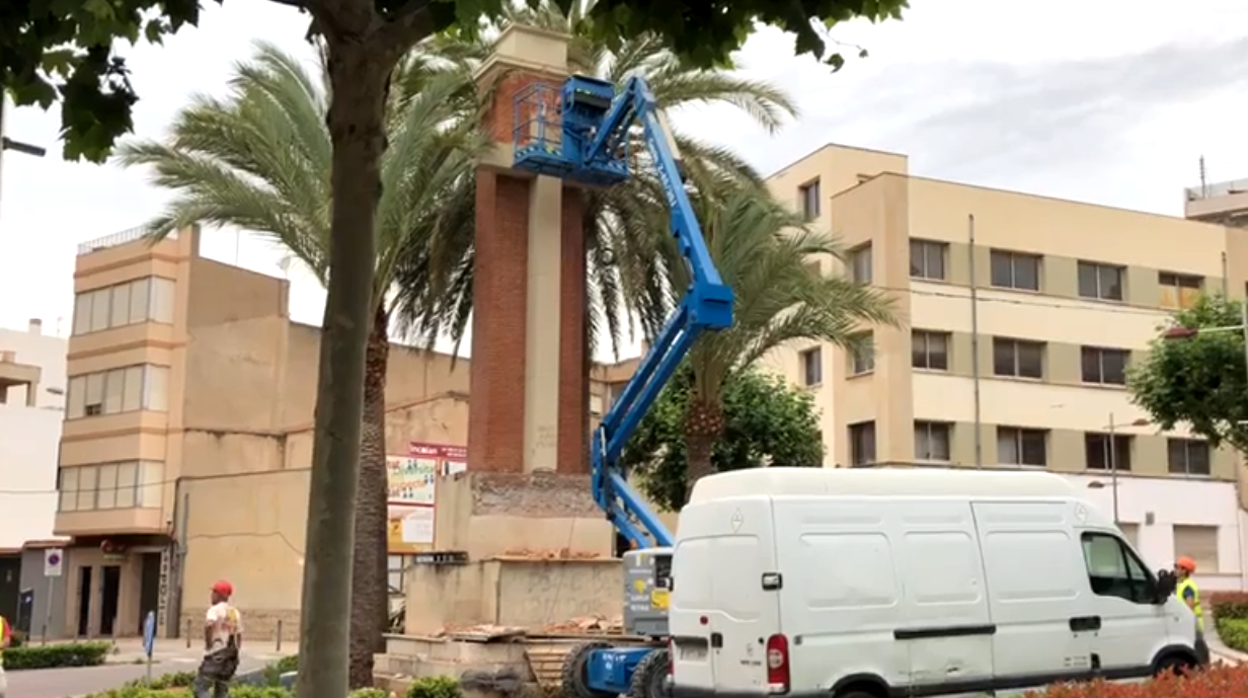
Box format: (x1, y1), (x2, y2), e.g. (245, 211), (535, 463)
(670, 496), (782, 694)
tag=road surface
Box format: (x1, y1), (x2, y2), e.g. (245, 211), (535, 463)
(8, 654), (274, 698)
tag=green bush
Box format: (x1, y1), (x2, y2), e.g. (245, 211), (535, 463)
(3, 640), (112, 670)
(1217, 616), (1248, 652)
(122, 670), (196, 689)
(261, 655), (299, 685)
(408, 675), (460, 698)
(351, 690), (391, 698)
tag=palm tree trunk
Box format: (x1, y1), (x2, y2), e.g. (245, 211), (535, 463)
(683, 397), (725, 502)
(295, 40), (390, 698)
(349, 306), (391, 687)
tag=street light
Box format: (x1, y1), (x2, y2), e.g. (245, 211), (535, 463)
(1097, 414), (1151, 525)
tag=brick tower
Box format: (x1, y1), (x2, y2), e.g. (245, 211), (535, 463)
(467, 25), (589, 475)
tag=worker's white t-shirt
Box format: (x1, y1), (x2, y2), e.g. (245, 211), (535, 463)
(205, 602), (243, 655)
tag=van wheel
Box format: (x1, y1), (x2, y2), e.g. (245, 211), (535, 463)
(630, 649), (671, 698)
(562, 641), (617, 698)
(1154, 654), (1196, 678)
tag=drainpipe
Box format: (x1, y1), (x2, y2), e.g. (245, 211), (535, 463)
(166, 478), (190, 638)
(968, 214), (983, 469)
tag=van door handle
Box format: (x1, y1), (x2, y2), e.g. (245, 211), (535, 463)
(1069, 616), (1102, 632)
(710, 632), (723, 648)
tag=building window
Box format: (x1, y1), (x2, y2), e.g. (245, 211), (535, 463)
(57, 461), (163, 512)
(66, 364), (171, 419)
(1077, 261), (1125, 302)
(997, 427), (1047, 467)
(849, 244), (872, 284)
(1167, 438), (1211, 476)
(914, 421), (951, 461)
(1080, 346), (1129, 386)
(799, 347), (822, 386)
(849, 421), (875, 467)
(72, 277), (176, 335)
(849, 333), (874, 375)
(909, 240), (947, 281)
(799, 179), (820, 220)
(989, 250), (1041, 291)
(1085, 432), (1132, 471)
(1081, 532), (1153, 604)
(388, 554), (413, 594)
(992, 338), (1044, 379)
(1173, 524), (1219, 573)
(1159, 272), (1202, 310)
(911, 330), (949, 371)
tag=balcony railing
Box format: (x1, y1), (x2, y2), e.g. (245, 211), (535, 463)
(77, 225), (178, 256)
(1185, 178), (1248, 202)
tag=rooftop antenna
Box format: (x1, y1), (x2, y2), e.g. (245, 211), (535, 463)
(1199, 155), (1207, 197)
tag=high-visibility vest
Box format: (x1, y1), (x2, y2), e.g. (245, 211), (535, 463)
(1176, 577), (1204, 630)
(0, 615), (8, 660)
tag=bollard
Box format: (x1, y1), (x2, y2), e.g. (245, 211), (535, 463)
(276, 620), (283, 652)
(186, 618), (192, 648)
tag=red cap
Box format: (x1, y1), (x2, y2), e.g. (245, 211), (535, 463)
(211, 580), (234, 597)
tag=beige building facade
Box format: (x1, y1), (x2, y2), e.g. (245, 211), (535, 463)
(766, 144), (1248, 588)
(53, 224), (641, 640)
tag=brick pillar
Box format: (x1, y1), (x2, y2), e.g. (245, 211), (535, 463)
(468, 25), (592, 474)
(558, 188), (589, 474)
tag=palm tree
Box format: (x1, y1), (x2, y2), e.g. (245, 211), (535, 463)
(650, 175), (898, 496)
(395, 0), (799, 358)
(116, 42), (488, 687)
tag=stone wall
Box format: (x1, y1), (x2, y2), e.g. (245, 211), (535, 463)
(181, 606), (300, 644)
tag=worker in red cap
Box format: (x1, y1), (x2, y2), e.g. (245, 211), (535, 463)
(1174, 557), (1209, 666)
(193, 580), (244, 698)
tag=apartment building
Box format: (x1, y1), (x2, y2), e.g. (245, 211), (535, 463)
(0, 319), (67, 623)
(56, 224), (649, 640)
(767, 144), (1248, 590)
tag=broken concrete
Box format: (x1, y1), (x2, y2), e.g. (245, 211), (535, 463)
(433, 471), (614, 559)
(405, 557), (622, 636)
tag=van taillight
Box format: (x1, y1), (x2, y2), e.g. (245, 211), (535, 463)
(765, 634), (789, 694)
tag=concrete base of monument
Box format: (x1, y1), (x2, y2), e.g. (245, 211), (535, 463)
(404, 556), (622, 635)
(433, 470), (616, 559)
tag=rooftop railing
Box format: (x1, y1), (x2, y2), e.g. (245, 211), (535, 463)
(76, 225), (177, 256)
(1185, 178), (1248, 202)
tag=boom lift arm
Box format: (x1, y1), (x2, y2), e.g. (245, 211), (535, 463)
(512, 73), (733, 698)
(514, 74), (732, 549)
(583, 79), (733, 549)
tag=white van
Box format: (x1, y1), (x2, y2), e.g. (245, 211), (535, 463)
(668, 468), (1202, 698)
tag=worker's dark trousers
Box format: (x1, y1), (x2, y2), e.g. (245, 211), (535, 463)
(1195, 629), (1211, 666)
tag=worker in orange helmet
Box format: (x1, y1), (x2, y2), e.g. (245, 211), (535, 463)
(1174, 557), (1209, 666)
(194, 580), (244, 698)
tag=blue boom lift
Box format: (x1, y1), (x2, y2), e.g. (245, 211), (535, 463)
(512, 74), (733, 698)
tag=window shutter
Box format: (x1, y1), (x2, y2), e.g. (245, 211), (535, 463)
(1173, 525), (1219, 573)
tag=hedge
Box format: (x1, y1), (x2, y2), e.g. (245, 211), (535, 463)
(1023, 664), (1248, 697)
(3, 640), (112, 670)
(1207, 592), (1248, 653)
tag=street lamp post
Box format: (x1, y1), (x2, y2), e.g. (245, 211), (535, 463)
(0, 82), (49, 222)
(1106, 413), (1151, 524)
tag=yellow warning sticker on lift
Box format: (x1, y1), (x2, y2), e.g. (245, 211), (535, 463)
(651, 589), (670, 610)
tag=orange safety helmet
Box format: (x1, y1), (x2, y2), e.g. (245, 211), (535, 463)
(1175, 556), (1197, 573)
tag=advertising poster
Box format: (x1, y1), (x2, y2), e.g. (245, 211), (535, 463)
(386, 441), (467, 553)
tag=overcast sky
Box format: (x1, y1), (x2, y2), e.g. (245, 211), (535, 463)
(1, 0), (1245, 359)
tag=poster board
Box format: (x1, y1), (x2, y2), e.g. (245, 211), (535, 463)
(386, 441), (467, 553)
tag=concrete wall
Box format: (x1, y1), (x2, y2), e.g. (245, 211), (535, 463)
(405, 558), (622, 635)
(0, 322), (66, 547)
(18, 546), (70, 639)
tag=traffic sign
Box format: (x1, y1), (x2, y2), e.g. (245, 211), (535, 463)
(143, 610), (156, 657)
(44, 548), (63, 577)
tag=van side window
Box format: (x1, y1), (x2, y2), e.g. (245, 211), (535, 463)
(1080, 532), (1155, 604)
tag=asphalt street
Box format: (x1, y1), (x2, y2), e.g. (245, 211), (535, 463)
(8, 655), (273, 698)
